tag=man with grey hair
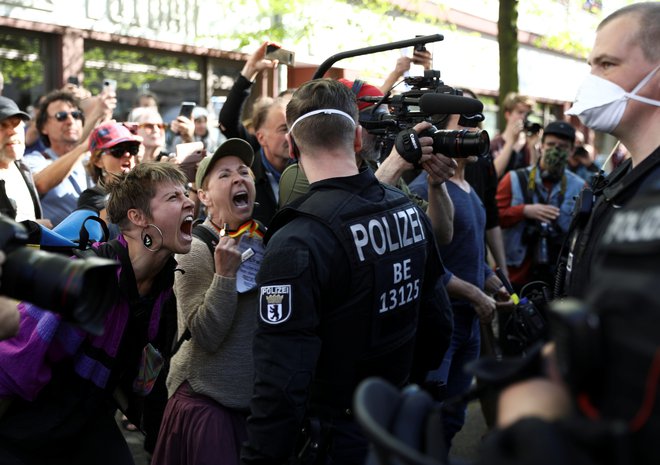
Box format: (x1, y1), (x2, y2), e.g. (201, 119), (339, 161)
(560, 1), (660, 297)
(0, 96), (43, 223)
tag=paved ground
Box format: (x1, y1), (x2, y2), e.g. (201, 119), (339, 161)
(450, 400), (489, 463)
(117, 412), (150, 465)
(121, 399), (488, 465)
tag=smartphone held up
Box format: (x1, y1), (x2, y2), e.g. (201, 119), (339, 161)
(102, 79), (117, 94)
(179, 101), (196, 120)
(265, 43), (295, 67)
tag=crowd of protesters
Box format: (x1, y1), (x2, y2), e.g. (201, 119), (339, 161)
(0, 3), (658, 464)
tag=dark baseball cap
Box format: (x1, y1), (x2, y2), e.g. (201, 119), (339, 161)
(544, 121), (576, 141)
(0, 96), (30, 122)
(195, 138), (255, 188)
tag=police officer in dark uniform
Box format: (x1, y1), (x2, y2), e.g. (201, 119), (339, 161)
(241, 78), (451, 465)
(475, 180), (660, 465)
(558, 3), (660, 298)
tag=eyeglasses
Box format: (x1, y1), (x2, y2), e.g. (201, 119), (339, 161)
(104, 144), (140, 158)
(138, 122), (165, 131)
(50, 110), (83, 122)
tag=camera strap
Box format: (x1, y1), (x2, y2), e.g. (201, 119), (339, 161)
(520, 166), (566, 207)
(394, 128), (423, 166)
(515, 168), (538, 237)
(516, 168), (533, 205)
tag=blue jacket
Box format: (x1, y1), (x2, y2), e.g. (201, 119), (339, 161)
(503, 167), (584, 267)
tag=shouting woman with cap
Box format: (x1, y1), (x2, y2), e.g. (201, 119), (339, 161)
(152, 138), (265, 465)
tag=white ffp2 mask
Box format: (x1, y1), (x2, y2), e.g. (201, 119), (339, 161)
(566, 65), (660, 133)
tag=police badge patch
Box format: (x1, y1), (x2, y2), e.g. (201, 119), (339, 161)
(260, 285), (292, 324)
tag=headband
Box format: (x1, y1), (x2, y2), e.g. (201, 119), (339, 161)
(288, 108), (356, 134)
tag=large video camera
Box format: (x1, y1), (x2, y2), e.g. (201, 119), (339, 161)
(0, 215), (118, 335)
(358, 69), (490, 163)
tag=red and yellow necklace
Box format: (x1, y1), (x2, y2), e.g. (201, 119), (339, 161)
(210, 219), (264, 239)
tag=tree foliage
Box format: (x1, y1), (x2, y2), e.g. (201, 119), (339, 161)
(0, 34), (44, 91)
(533, 32), (591, 58)
(82, 45), (200, 94)
(199, 0), (314, 48)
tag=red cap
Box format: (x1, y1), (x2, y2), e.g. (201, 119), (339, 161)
(338, 78), (384, 111)
(89, 122), (142, 153)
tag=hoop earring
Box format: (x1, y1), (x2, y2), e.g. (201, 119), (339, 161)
(141, 224), (164, 252)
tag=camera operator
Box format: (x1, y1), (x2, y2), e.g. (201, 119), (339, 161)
(496, 121), (586, 292)
(415, 112), (512, 451)
(490, 93), (540, 179)
(278, 77), (456, 245)
(169, 106), (225, 154)
(568, 144), (600, 184)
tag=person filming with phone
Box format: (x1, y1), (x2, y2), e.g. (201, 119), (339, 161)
(169, 104), (225, 155)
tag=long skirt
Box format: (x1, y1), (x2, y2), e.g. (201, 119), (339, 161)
(151, 381), (248, 465)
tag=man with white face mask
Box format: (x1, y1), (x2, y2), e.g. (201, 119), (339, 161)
(450, 6), (660, 465)
(559, 2), (660, 298)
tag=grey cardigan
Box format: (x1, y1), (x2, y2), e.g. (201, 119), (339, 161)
(167, 221), (258, 409)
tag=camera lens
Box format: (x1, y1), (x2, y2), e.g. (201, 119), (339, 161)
(0, 248), (118, 335)
(431, 129), (490, 158)
(524, 120), (542, 135)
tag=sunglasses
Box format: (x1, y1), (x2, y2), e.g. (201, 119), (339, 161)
(105, 144), (140, 158)
(50, 110), (83, 122)
(138, 122), (166, 131)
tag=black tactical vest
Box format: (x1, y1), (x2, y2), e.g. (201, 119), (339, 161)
(271, 183), (438, 412)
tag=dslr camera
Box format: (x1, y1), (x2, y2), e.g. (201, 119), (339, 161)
(522, 220), (560, 266)
(0, 215), (118, 335)
(523, 113), (542, 135)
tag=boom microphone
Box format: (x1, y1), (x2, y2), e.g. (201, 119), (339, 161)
(419, 93), (483, 115)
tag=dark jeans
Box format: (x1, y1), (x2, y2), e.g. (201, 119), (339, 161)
(426, 307), (481, 449)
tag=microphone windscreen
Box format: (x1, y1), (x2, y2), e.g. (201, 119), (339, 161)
(419, 93), (483, 115)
